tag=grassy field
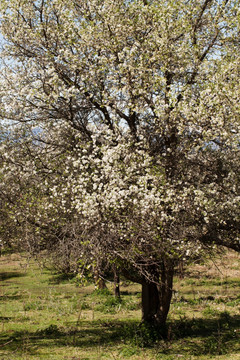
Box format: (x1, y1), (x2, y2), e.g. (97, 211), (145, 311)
(0, 251), (239, 360)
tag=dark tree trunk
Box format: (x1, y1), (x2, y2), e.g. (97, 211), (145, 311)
(141, 263), (174, 327)
(158, 262), (174, 325)
(113, 265), (120, 298)
(142, 281), (160, 323)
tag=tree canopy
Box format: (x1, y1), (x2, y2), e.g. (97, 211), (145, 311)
(0, 0), (239, 325)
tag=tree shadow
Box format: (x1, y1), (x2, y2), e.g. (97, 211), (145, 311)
(48, 273), (75, 285)
(169, 312), (240, 338)
(0, 271), (25, 281)
(0, 294), (24, 301)
(0, 316), (12, 322)
(121, 290), (140, 296)
(0, 314), (239, 356)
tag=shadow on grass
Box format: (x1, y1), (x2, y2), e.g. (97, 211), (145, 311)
(0, 294), (25, 301)
(0, 316), (12, 321)
(0, 314), (239, 356)
(0, 271), (25, 281)
(48, 273), (75, 285)
(121, 290), (141, 296)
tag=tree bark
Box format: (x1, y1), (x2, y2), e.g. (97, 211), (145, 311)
(113, 265), (120, 298)
(142, 263), (174, 327)
(94, 268), (107, 290)
(142, 281), (160, 323)
(158, 262), (174, 325)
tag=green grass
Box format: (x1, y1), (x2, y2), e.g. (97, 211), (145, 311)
(0, 252), (239, 359)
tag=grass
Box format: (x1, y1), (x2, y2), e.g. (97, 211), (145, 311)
(0, 252), (239, 359)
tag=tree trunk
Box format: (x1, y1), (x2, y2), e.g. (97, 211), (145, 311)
(113, 265), (120, 298)
(142, 281), (160, 323)
(98, 277), (107, 290)
(94, 268), (107, 290)
(141, 263), (174, 327)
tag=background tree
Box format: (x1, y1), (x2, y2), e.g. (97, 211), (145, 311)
(0, 0), (239, 326)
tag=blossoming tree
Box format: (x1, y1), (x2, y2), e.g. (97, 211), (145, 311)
(0, 0), (239, 326)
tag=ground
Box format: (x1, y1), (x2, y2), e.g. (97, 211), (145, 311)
(0, 251), (239, 359)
